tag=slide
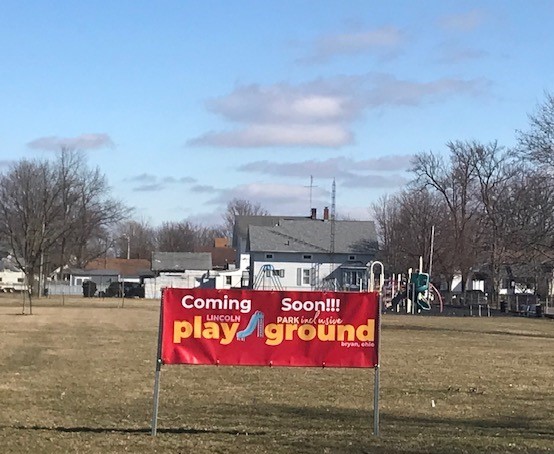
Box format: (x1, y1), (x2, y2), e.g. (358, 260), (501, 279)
(236, 311), (264, 341)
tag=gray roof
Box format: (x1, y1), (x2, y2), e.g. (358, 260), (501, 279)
(152, 252), (212, 271)
(0, 256), (21, 272)
(248, 219), (377, 254)
(233, 215), (309, 248)
(69, 268), (120, 277)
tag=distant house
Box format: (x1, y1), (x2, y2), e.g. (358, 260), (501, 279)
(233, 214), (311, 258)
(194, 238), (237, 270)
(151, 252), (212, 274)
(47, 258), (154, 295)
(145, 252), (214, 299)
(0, 256), (27, 292)
(244, 211), (378, 291)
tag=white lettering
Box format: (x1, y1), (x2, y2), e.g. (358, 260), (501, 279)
(281, 297), (338, 312)
(181, 294), (251, 313)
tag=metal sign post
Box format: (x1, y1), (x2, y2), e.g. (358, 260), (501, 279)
(373, 291), (382, 436)
(151, 292), (165, 436)
(367, 261), (383, 436)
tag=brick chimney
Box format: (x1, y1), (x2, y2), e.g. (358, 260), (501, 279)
(214, 237), (228, 248)
(310, 208), (317, 219)
(323, 206), (329, 220)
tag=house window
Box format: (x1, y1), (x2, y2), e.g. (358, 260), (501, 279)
(0, 278), (2, 282)
(75, 278), (82, 285)
(226, 276), (232, 285)
(265, 254), (273, 259)
(348, 255), (356, 261)
(17, 278), (24, 283)
(303, 269), (311, 285)
(274, 269), (285, 278)
(303, 254), (312, 260)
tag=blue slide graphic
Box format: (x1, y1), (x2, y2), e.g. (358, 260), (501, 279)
(236, 311), (264, 341)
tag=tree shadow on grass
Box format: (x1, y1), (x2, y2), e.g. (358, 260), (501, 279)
(386, 323), (554, 339)
(211, 402), (554, 440)
(5, 425), (266, 436)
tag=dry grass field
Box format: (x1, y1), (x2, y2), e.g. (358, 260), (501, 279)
(0, 294), (553, 453)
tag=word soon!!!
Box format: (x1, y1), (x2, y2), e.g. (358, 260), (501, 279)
(281, 297), (341, 312)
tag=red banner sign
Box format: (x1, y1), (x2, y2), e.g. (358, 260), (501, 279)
(160, 288), (380, 368)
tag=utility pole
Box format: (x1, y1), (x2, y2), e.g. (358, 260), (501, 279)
(330, 179), (337, 290)
(123, 234), (130, 259)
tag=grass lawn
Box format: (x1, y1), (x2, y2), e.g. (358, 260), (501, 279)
(0, 295), (553, 453)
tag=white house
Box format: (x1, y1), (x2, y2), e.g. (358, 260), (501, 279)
(0, 257), (26, 292)
(246, 217), (378, 291)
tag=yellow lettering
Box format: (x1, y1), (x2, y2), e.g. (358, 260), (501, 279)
(173, 320), (192, 343)
(285, 323), (298, 340)
(356, 320), (375, 341)
(202, 322), (220, 339)
(265, 323), (284, 346)
(220, 323), (240, 345)
(193, 316), (202, 338)
(297, 324), (316, 341)
(317, 324), (336, 341)
(337, 324), (355, 341)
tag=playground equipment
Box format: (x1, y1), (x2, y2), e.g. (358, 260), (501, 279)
(387, 260), (444, 314)
(253, 264), (284, 291)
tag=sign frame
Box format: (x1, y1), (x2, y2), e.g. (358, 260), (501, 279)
(151, 277), (383, 436)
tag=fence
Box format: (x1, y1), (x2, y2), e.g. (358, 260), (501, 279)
(501, 293), (539, 313)
(46, 282), (109, 296)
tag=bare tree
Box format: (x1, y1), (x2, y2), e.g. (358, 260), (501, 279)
(156, 221), (197, 252)
(411, 141), (481, 292)
(222, 198), (269, 238)
(194, 225), (227, 248)
(115, 219), (156, 260)
(0, 151), (129, 313)
(371, 190), (451, 280)
(463, 141), (523, 305)
(56, 150), (129, 268)
(0, 160), (61, 313)
(517, 92), (554, 167)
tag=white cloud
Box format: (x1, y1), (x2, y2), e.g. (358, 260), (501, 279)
(207, 182), (328, 216)
(27, 133), (114, 151)
(238, 155), (412, 189)
(436, 44), (487, 65)
(127, 173), (196, 192)
(342, 173), (409, 188)
(302, 26), (405, 63)
(190, 124), (352, 148)
(188, 74), (490, 148)
(191, 184), (219, 193)
(204, 84), (353, 123)
(239, 158), (351, 179)
(238, 155), (413, 178)
(126, 173), (158, 183)
(438, 10), (486, 32)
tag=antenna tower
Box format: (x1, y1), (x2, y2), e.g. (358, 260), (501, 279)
(305, 175), (318, 210)
(330, 178), (336, 255)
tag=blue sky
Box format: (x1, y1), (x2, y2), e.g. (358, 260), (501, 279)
(1, 1), (553, 226)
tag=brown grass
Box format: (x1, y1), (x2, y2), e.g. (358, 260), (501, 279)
(0, 294), (553, 453)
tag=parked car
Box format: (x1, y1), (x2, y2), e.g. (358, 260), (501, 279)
(98, 281), (144, 298)
(82, 280), (97, 298)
